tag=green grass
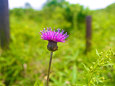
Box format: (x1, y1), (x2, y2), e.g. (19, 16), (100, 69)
(0, 3), (115, 86)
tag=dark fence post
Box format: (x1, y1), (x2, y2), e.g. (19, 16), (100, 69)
(0, 0), (10, 49)
(86, 16), (92, 53)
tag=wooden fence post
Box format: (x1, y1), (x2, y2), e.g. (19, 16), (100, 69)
(86, 16), (92, 53)
(0, 0), (10, 49)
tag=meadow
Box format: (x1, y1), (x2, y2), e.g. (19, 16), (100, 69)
(0, 1), (115, 86)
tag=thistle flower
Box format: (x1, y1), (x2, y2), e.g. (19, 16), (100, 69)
(40, 28), (69, 51)
(40, 27), (69, 86)
(41, 28), (68, 42)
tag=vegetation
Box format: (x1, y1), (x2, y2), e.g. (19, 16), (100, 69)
(0, 0), (115, 86)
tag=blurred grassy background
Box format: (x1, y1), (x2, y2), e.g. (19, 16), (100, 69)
(0, 0), (115, 86)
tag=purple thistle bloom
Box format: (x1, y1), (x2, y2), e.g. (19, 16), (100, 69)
(40, 28), (69, 43)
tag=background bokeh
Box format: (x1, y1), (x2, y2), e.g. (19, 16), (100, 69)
(0, 0), (115, 86)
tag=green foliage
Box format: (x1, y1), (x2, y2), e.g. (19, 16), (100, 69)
(84, 50), (114, 86)
(0, 1), (115, 86)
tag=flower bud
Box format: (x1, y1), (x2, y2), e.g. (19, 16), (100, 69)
(47, 41), (58, 51)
